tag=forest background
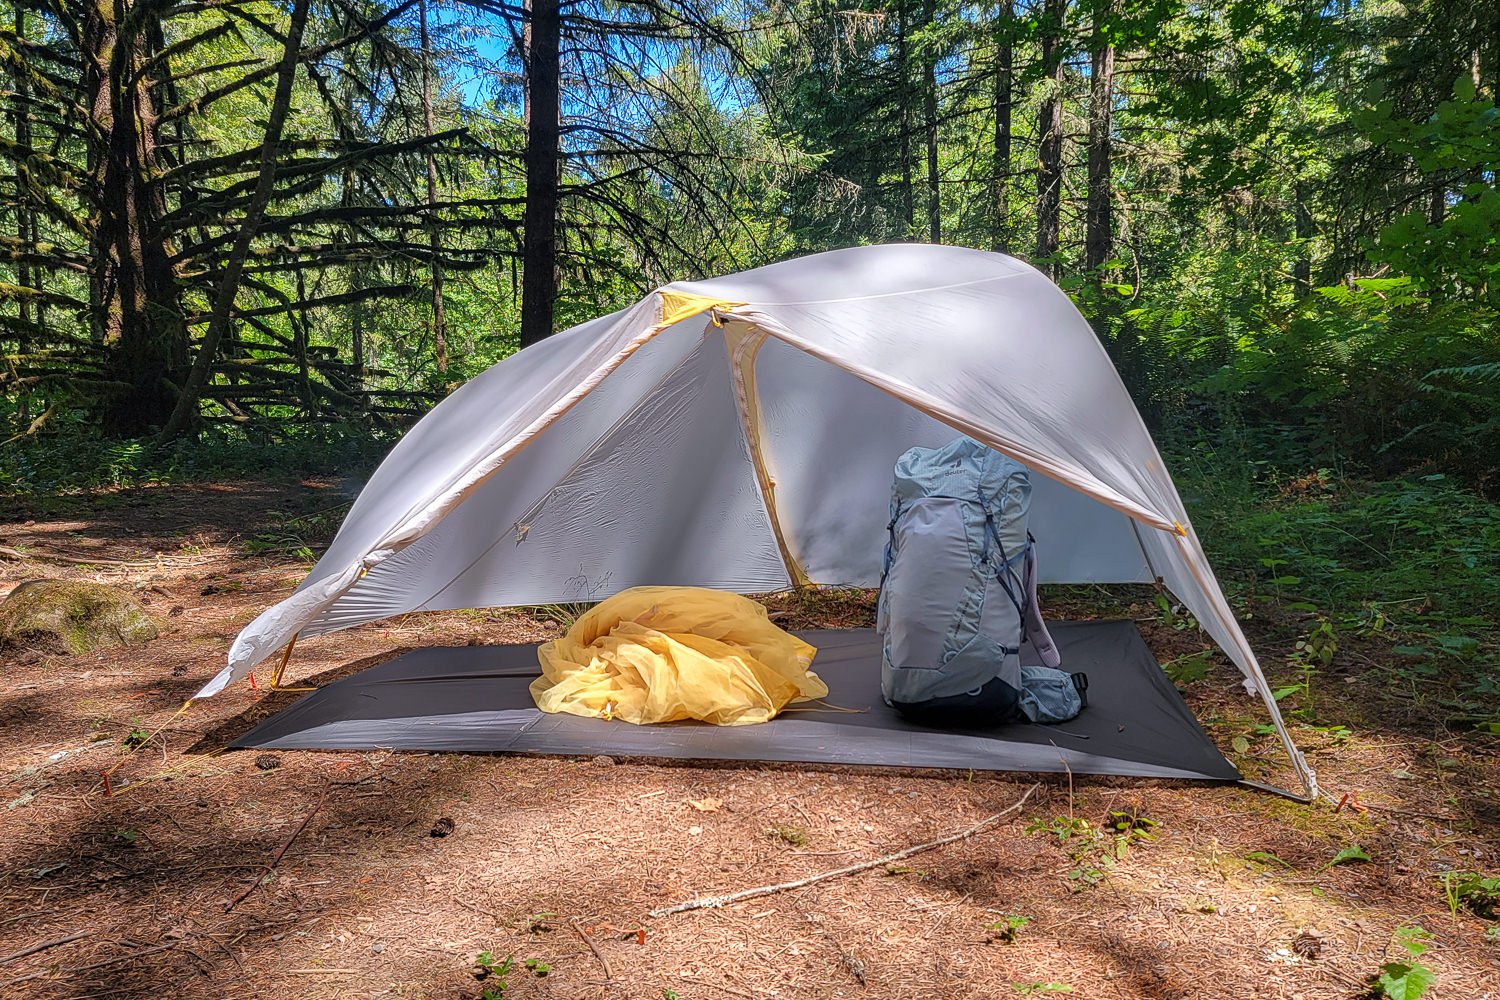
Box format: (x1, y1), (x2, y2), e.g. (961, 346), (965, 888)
(1, 0), (1497, 717)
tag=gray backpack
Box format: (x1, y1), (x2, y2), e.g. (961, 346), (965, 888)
(877, 438), (1085, 724)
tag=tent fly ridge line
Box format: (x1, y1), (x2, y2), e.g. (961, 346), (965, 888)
(192, 244), (1317, 801)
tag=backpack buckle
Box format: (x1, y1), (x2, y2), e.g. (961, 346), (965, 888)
(1070, 672), (1089, 709)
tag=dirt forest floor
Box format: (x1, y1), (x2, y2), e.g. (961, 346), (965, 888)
(1, 479), (1498, 1000)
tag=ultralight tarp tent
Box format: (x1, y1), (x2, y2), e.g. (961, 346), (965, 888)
(201, 244), (1317, 800)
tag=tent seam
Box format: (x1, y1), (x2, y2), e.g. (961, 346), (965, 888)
(388, 327), (720, 617)
(676, 268), (1028, 308)
(732, 307), (1179, 534)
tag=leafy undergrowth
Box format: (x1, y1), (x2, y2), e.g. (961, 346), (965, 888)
(1170, 456), (1500, 739)
(0, 427), (390, 503)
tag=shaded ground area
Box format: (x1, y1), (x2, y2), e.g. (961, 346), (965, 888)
(1, 481), (1497, 999)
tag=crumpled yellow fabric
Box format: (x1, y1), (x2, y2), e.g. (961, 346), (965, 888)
(530, 586), (826, 726)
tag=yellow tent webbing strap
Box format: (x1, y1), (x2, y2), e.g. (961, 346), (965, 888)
(98, 638), (312, 791)
(100, 698), (195, 797)
(103, 747), (231, 800)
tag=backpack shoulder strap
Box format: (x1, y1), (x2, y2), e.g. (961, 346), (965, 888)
(1023, 536), (1061, 668)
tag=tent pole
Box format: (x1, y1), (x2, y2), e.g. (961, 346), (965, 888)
(268, 635), (315, 692)
(1168, 533), (1319, 801)
(724, 320), (809, 589)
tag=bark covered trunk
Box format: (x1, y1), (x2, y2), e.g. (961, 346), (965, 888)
(520, 0), (561, 350)
(13, 4), (32, 427)
(896, 2), (914, 231)
(84, 0), (187, 436)
(420, 0), (447, 371)
(991, 0), (1013, 253)
(1292, 179), (1313, 297)
(922, 0), (940, 243)
(1035, 0), (1066, 274)
(1084, 4), (1115, 275)
(156, 0), (311, 442)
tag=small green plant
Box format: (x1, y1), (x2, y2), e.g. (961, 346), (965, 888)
(1027, 812), (1156, 892)
(473, 951), (515, 997)
(1067, 861), (1111, 889)
(244, 503), (351, 561)
(768, 824), (808, 847)
(984, 914), (1030, 943)
(1152, 592), (1197, 631)
(521, 912), (557, 934)
(523, 958), (550, 977)
(1327, 844), (1372, 868)
(662, 990), (680, 1000)
(1163, 651), (1214, 684)
(1103, 809), (1159, 859)
(531, 602), (595, 630)
(1370, 925), (1435, 1000)
(1244, 850), (1293, 869)
(1275, 619), (1338, 719)
(1024, 815), (1093, 842)
(121, 726), (150, 749)
(1439, 871), (1500, 919)
(1011, 983), (1073, 994)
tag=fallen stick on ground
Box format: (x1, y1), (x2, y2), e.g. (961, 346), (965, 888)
(570, 918), (614, 980)
(0, 930), (91, 965)
(649, 782), (1040, 918)
(225, 790), (325, 912)
(0, 942), (174, 990)
(0, 544), (214, 568)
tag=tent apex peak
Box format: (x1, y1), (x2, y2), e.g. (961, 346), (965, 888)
(657, 289), (746, 330)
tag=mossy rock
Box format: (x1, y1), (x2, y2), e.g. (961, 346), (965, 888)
(0, 580), (158, 656)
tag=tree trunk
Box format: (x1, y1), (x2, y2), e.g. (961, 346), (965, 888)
(894, 2), (914, 231)
(295, 267), (315, 413)
(1084, 3), (1115, 275)
(520, 0), (561, 350)
(1035, 0), (1066, 274)
(1292, 179), (1313, 297)
(922, 0), (941, 243)
(991, 0), (1013, 253)
(156, 0), (311, 442)
(84, 0), (188, 436)
(420, 0), (447, 372)
(13, 3), (32, 427)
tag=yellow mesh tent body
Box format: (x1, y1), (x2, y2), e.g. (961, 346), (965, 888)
(530, 586), (827, 726)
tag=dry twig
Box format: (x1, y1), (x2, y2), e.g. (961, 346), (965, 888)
(0, 930), (91, 965)
(649, 782), (1040, 917)
(0, 942), (174, 990)
(570, 918), (614, 980)
(225, 790), (325, 912)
